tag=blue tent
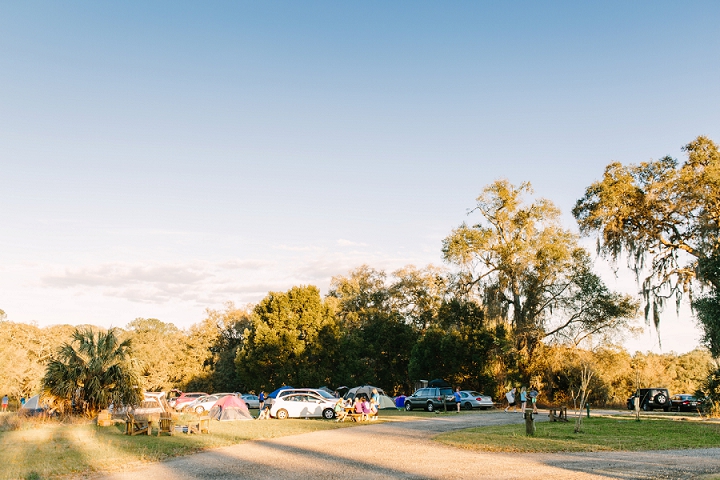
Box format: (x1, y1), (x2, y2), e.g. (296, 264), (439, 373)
(268, 386), (294, 399)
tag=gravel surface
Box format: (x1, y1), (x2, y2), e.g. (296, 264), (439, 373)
(95, 411), (720, 480)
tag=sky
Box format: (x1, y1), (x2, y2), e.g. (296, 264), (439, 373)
(1, 1), (719, 354)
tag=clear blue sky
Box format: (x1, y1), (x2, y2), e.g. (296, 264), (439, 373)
(1, 1), (719, 352)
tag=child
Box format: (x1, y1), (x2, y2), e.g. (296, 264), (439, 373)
(361, 397), (372, 421)
(334, 399), (347, 422)
(504, 387), (517, 413)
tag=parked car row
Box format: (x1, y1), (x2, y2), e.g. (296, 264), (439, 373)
(132, 384), (706, 421)
(167, 392), (262, 413)
(626, 388), (704, 412)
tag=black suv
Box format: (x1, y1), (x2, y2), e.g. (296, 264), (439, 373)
(626, 388), (671, 411)
(404, 387), (454, 412)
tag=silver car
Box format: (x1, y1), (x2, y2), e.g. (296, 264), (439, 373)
(241, 394), (260, 409)
(458, 390), (494, 410)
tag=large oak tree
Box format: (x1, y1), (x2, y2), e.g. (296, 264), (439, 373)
(573, 136), (720, 329)
(443, 180), (637, 378)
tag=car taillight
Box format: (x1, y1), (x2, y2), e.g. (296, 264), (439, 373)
(476, 397), (482, 401)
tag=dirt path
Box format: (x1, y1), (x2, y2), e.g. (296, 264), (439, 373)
(96, 412), (720, 480)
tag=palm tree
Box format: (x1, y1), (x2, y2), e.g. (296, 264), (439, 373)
(42, 327), (141, 415)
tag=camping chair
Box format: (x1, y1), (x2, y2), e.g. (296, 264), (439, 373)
(188, 415), (210, 434)
(157, 412), (175, 436)
(126, 413), (149, 436)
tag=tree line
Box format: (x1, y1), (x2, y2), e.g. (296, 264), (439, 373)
(0, 304), (712, 412)
(2, 135), (719, 413)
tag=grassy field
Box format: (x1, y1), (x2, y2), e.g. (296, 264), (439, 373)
(436, 415), (720, 453)
(0, 413), (358, 479)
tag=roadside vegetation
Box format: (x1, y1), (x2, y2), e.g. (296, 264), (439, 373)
(436, 415), (720, 453)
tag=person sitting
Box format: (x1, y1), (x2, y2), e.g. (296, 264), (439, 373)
(334, 399), (347, 422)
(369, 400), (378, 420)
(353, 397), (364, 420)
(361, 398), (372, 421)
(257, 406), (271, 420)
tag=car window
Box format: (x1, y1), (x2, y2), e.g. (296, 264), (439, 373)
(468, 391), (481, 396)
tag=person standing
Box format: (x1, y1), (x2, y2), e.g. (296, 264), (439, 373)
(1, 395), (8, 412)
(520, 386), (527, 412)
(504, 387), (517, 413)
(370, 388), (380, 411)
(454, 387), (462, 413)
(529, 386), (539, 413)
(258, 391), (265, 410)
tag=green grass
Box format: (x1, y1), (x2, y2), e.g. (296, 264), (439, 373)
(436, 416), (720, 453)
(0, 415), (358, 479)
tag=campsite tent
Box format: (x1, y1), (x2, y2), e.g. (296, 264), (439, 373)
(343, 385), (395, 410)
(19, 395), (45, 416)
(208, 395), (253, 421)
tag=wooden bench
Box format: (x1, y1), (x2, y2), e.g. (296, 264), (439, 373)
(548, 406), (568, 422)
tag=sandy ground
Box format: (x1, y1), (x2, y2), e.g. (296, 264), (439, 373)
(95, 411), (720, 480)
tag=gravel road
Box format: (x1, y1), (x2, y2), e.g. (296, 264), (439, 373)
(96, 412), (720, 480)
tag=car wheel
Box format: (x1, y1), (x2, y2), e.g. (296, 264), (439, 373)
(405, 402), (412, 411)
(655, 393), (667, 405)
(276, 409), (289, 420)
(642, 403), (650, 411)
(463, 402), (473, 411)
(426, 402), (434, 412)
(322, 408), (335, 420)
(195, 406), (205, 414)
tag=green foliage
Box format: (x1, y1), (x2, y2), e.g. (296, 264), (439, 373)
(443, 180), (637, 379)
(124, 318), (183, 391)
(694, 293), (720, 358)
(236, 286), (340, 391)
(409, 300), (508, 397)
(329, 267), (420, 393)
(535, 345), (712, 407)
(42, 328), (140, 414)
(573, 135), (720, 328)
(0, 321), (76, 401)
(702, 367), (720, 416)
